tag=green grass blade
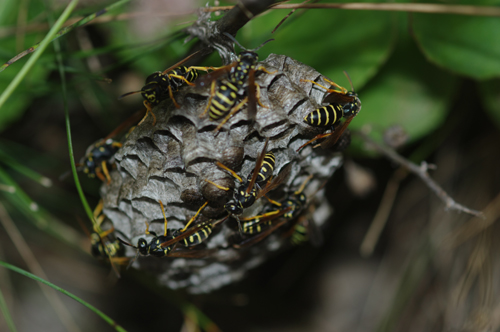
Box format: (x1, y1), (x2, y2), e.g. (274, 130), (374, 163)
(0, 0), (78, 109)
(0, 149), (52, 187)
(0, 165), (83, 249)
(0, 261), (127, 332)
(51, 9), (95, 227)
(0, 0), (131, 73)
(0, 287), (17, 332)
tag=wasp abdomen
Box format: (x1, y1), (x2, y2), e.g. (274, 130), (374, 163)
(209, 81), (239, 121)
(304, 104), (343, 127)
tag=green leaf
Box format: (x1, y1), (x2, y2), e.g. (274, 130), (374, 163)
(349, 33), (458, 147)
(243, 1), (398, 89)
(412, 1), (500, 80)
(478, 79), (500, 128)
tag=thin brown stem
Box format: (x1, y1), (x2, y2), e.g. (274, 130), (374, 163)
(360, 168), (405, 257)
(0, 203), (81, 332)
(355, 130), (484, 218)
(205, 3), (500, 17)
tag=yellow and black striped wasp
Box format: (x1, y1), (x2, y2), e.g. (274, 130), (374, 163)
(233, 174), (321, 248)
(78, 138), (122, 184)
(283, 202), (323, 247)
(297, 73), (361, 152)
(74, 109), (145, 183)
(198, 33), (275, 132)
(206, 138), (289, 217)
(239, 206), (291, 235)
(119, 51), (216, 125)
(118, 200), (224, 260)
(88, 200), (130, 277)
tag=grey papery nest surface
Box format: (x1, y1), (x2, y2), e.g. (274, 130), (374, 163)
(100, 54), (343, 293)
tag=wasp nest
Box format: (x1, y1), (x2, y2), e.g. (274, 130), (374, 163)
(100, 54), (344, 293)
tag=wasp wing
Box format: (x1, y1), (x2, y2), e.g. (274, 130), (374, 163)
(255, 163), (292, 200)
(319, 116), (354, 150)
(195, 61), (237, 88)
(160, 50), (201, 75)
(246, 138), (269, 194)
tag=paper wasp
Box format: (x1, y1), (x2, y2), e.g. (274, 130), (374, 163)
(297, 72), (361, 152)
(119, 51), (216, 125)
(73, 110), (146, 183)
(118, 201), (222, 260)
(233, 174), (320, 248)
(284, 202), (323, 247)
(198, 33), (275, 132)
(240, 206), (290, 235)
(89, 200), (129, 277)
(206, 138), (288, 217)
(78, 138), (122, 184)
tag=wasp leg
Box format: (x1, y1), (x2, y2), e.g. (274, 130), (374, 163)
(204, 179), (231, 191)
(93, 200), (104, 219)
(167, 73), (197, 87)
(264, 195), (282, 207)
(294, 174), (314, 195)
(296, 132), (332, 152)
(300, 79), (346, 94)
(159, 200), (168, 236)
(214, 97), (248, 132)
(255, 66), (277, 76)
(200, 81), (216, 118)
(138, 101), (157, 126)
(188, 66), (220, 72)
(100, 161), (112, 184)
(180, 201), (208, 233)
(322, 77), (348, 94)
(215, 162), (244, 183)
(95, 168), (107, 183)
(99, 226), (116, 238)
(166, 84), (181, 108)
(144, 221), (153, 236)
(255, 84), (267, 108)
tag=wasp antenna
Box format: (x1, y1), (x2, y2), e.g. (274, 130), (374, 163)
(223, 32), (247, 51)
(254, 38), (274, 51)
(117, 236), (140, 269)
(118, 90), (141, 100)
(343, 71), (355, 93)
(117, 237), (137, 249)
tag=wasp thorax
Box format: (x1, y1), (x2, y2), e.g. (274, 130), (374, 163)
(234, 185), (257, 208)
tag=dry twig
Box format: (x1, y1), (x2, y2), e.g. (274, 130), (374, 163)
(355, 130), (484, 218)
(205, 3), (500, 17)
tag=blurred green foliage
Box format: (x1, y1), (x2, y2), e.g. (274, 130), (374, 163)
(2, 0), (499, 145)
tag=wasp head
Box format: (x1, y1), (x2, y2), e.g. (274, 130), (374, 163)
(343, 93), (361, 118)
(137, 238), (149, 256)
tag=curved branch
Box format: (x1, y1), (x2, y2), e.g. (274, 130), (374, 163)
(215, 0), (279, 36)
(185, 0), (279, 65)
(354, 130), (484, 218)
